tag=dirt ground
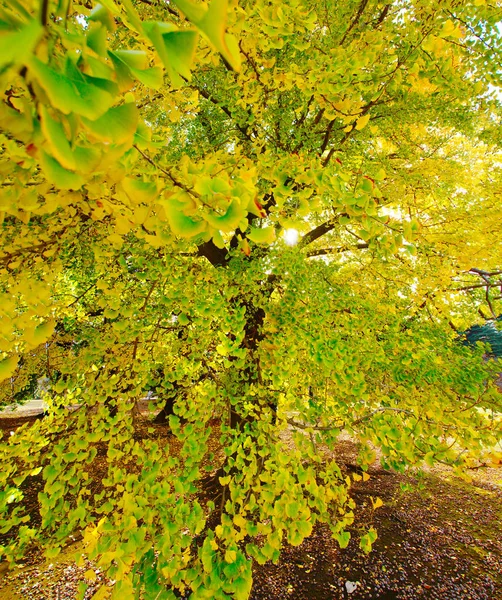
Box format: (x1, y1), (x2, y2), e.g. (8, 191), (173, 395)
(0, 414), (501, 600)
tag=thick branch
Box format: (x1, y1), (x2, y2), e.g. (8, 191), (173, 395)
(299, 220), (337, 248)
(197, 240), (228, 267)
(40, 0), (49, 26)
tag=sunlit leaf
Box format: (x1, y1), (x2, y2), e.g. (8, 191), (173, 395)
(29, 57), (116, 120)
(82, 103), (139, 145)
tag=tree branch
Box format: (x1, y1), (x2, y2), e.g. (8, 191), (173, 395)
(374, 4), (390, 28)
(287, 407), (418, 433)
(191, 84), (253, 141)
(134, 145), (202, 200)
(319, 119), (336, 155)
(306, 242), (369, 257)
(197, 240), (228, 267)
(340, 0), (370, 45)
(299, 220), (337, 248)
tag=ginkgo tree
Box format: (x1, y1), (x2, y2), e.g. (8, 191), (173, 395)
(1, 0), (502, 597)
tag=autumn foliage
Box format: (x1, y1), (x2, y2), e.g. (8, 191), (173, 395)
(1, 0), (502, 598)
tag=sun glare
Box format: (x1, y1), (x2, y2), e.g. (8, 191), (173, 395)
(284, 229), (299, 246)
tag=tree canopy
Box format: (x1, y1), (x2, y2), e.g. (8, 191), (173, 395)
(1, 0), (502, 598)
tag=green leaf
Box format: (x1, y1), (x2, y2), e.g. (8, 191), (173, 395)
(121, 178), (158, 204)
(40, 106), (76, 171)
(247, 226), (276, 245)
(178, 313), (190, 325)
(28, 57), (116, 120)
(167, 206), (207, 238)
(173, 0), (241, 72)
(171, 0), (206, 22)
(109, 50), (164, 91)
(88, 3), (117, 31)
(297, 519), (313, 538)
(73, 145), (102, 173)
(86, 23), (108, 57)
(143, 22), (198, 86)
(334, 530), (350, 549)
(82, 103), (139, 145)
(45, 546), (61, 559)
(32, 319), (56, 344)
(130, 66), (164, 89)
(109, 50), (149, 70)
(0, 19), (43, 69)
(233, 572), (252, 598)
(43, 464), (59, 485)
(39, 151), (85, 190)
(285, 501), (299, 519)
(120, 0), (144, 33)
(159, 30), (199, 81)
(72, 504), (87, 522)
(204, 198), (247, 232)
(288, 527), (303, 547)
(359, 527), (378, 553)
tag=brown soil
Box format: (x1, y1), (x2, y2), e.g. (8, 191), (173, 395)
(0, 415), (501, 600)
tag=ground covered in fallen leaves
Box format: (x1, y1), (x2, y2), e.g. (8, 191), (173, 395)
(0, 414), (501, 600)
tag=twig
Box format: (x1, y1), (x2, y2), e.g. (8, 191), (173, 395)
(133, 145), (201, 199)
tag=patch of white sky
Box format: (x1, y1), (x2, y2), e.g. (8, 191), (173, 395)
(76, 14), (87, 28)
(283, 229), (299, 246)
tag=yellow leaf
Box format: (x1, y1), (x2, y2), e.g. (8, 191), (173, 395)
(247, 226), (276, 245)
(371, 497), (383, 510)
(121, 178), (158, 205)
(25, 319), (56, 346)
(225, 549), (237, 563)
(85, 569), (97, 581)
(355, 113), (370, 130)
(107, 233), (124, 247)
(91, 585), (110, 599)
(0, 354), (18, 382)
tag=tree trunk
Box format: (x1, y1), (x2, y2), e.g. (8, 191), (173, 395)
(229, 303), (272, 429)
(153, 392), (177, 424)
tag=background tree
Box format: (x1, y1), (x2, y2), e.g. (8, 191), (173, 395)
(1, 0), (502, 598)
